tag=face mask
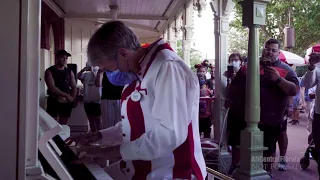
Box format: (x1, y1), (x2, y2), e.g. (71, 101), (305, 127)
(105, 55), (137, 86)
(199, 79), (206, 86)
(106, 70), (137, 86)
(232, 61), (241, 72)
(197, 72), (205, 77)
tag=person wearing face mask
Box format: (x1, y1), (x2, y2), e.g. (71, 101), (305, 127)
(66, 21), (206, 180)
(77, 63), (102, 132)
(196, 65), (213, 138)
(196, 64), (214, 93)
(224, 53), (243, 84)
(302, 52), (320, 177)
(226, 39), (299, 177)
(201, 59), (212, 80)
(229, 53), (242, 71)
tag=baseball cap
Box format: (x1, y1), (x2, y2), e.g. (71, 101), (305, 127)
(56, 49), (71, 57)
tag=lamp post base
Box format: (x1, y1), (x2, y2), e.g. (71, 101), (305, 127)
(232, 129), (270, 180)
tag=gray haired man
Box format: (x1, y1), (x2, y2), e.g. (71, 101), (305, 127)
(66, 21), (207, 179)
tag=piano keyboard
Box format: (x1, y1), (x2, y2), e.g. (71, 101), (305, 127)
(39, 135), (113, 180)
(83, 162), (113, 180)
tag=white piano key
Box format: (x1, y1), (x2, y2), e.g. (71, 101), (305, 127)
(83, 162), (113, 180)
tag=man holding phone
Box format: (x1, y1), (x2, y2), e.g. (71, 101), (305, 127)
(226, 39), (299, 177)
(260, 39), (299, 173)
(302, 52), (320, 176)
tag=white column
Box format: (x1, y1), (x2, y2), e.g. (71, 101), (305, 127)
(39, 49), (50, 109)
(173, 15), (182, 38)
(181, 4), (194, 68)
(210, 0), (234, 173)
(163, 29), (168, 42)
(167, 23), (177, 51)
(0, 0), (40, 179)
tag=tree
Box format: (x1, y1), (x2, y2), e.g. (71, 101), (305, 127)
(230, 0), (320, 56)
(176, 39), (203, 71)
(228, 27), (248, 55)
(296, 66), (308, 77)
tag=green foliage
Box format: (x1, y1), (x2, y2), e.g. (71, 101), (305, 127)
(228, 27), (248, 55)
(230, 0), (320, 56)
(176, 39), (203, 71)
(296, 65), (308, 77)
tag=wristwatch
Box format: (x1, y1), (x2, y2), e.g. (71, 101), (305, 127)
(274, 78), (281, 84)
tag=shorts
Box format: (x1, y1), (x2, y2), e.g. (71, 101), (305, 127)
(258, 124), (281, 155)
(199, 116), (212, 134)
(293, 99), (299, 109)
(46, 96), (73, 118)
(312, 113), (320, 174)
(84, 102), (101, 116)
(280, 119), (287, 132)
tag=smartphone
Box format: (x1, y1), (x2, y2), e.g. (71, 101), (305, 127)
(226, 65), (234, 78)
(263, 60), (271, 69)
(227, 65), (234, 74)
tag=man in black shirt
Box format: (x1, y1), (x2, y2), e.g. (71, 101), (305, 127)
(44, 50), (77, 124)
(95, 68), (124, 128)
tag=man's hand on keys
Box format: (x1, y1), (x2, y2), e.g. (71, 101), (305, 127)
(65, 132), (102, 146)
(72, 145), (121, 164)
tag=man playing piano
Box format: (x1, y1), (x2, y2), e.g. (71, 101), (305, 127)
(66, 21), (207, 180)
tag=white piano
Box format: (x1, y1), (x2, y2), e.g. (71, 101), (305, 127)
(38, 107), (113, 180)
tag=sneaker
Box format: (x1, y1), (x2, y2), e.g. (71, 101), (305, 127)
(292, 120), (299, 125)
(277, 160), (288, 171)
(310, 152), (314, 159)
(228, 164), (239, 175)
(268, 172), (274, 179)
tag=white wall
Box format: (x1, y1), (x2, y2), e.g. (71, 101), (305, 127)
(39, 49), (51, 108)
(64, 19), (97, 131)
(131, 27), (161, 44)
(0, 0), (40, 179)
(0, 0), (20, 178)
(65, 19), (97, 80)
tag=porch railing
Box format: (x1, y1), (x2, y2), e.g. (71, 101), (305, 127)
(207, 167), (234, 180)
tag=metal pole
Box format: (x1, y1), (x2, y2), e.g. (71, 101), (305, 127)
(233, 24), (269, 180)
(245, 25), (260, 131)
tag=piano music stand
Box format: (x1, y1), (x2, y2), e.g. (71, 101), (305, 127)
(39, 108), (73, 180)
(38, 107), (113, 180)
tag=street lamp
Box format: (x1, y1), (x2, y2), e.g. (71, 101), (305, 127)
(193, 0), (207, 17)
(233, 0), (271, 179)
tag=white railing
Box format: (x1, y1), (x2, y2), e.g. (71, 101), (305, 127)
(207, 167), (234, 180)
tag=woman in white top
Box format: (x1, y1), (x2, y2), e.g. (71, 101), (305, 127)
(77, 64), (102, 132)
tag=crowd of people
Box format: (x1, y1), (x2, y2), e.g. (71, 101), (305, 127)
(223, 39), (320, 179)
(43, 20), (320, 180)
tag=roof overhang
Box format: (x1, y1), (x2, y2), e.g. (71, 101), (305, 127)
(44, 0), (194, 43)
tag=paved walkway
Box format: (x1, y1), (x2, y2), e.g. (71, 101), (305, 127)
(272, 112), (318, 180)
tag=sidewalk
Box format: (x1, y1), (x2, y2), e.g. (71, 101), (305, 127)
(273, 112), (318, 180)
